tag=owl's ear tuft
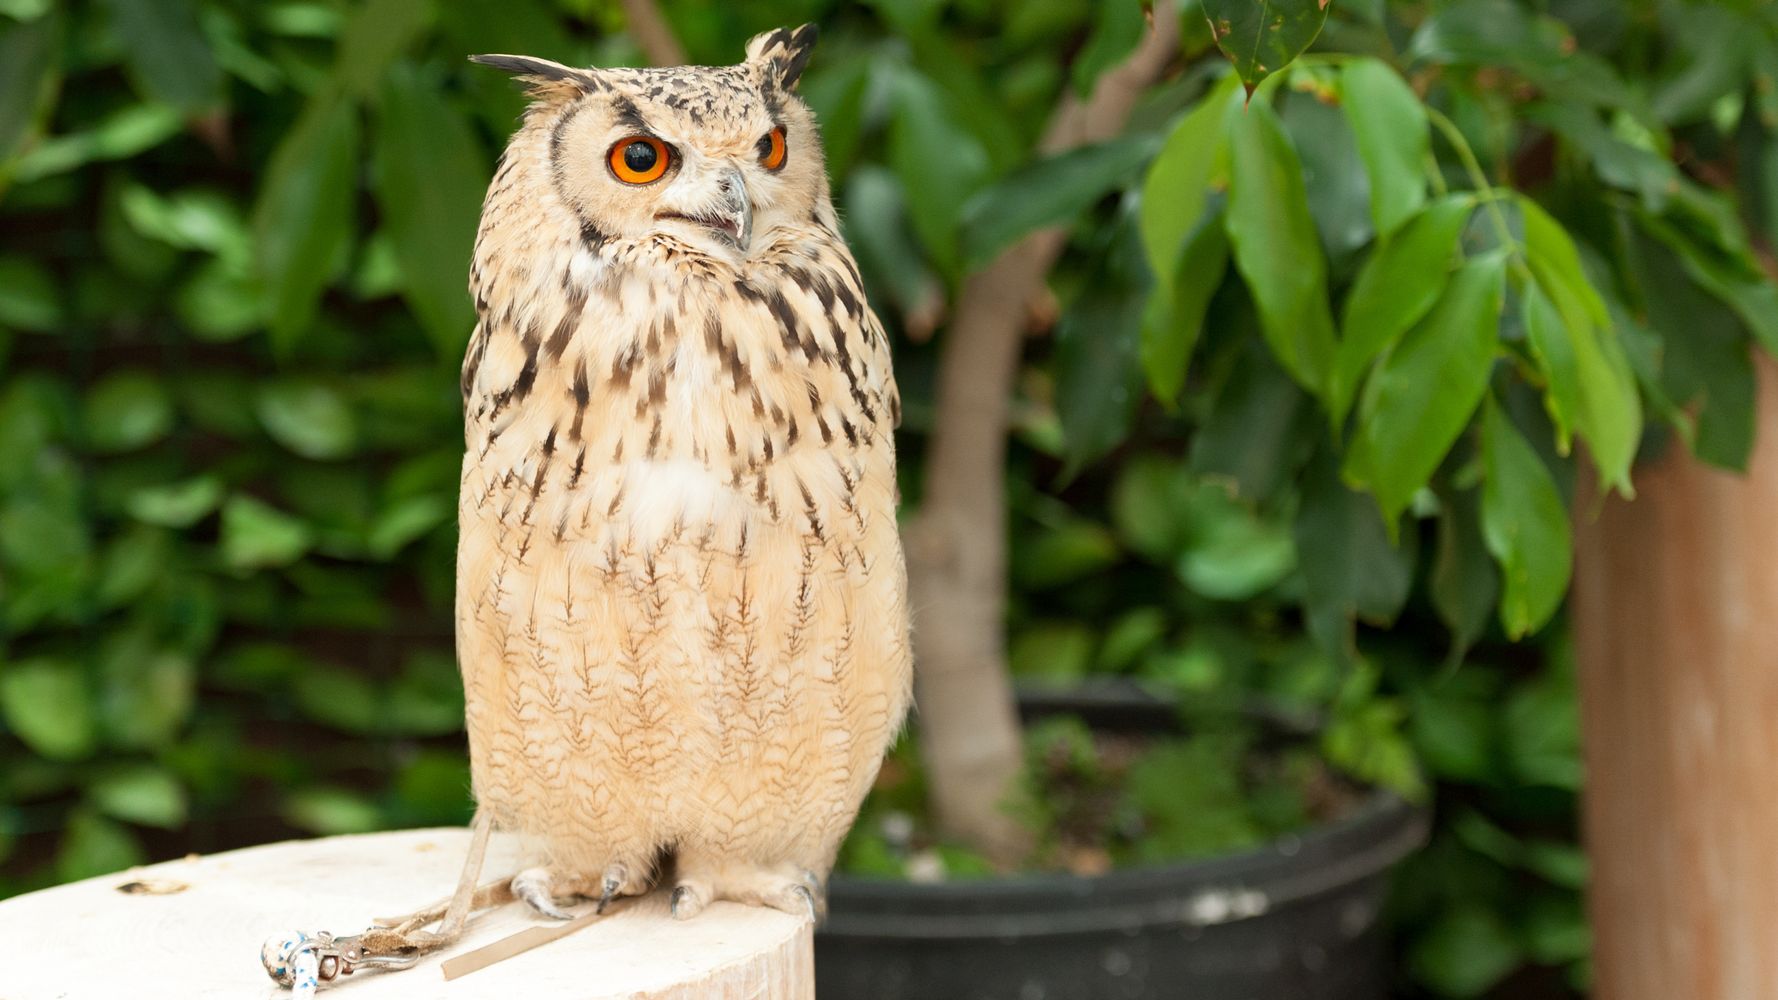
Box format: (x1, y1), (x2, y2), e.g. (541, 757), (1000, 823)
(745, 24), (819, 91)
(470, 54), (597, 101)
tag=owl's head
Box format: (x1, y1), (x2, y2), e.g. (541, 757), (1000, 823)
(473, 26), (828, 265)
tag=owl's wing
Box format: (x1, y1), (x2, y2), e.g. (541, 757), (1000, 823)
(822, 249), (902, 434)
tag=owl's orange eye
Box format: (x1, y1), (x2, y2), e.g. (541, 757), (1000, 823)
(609, 136), (670, 184)
(758, 126), (787, 171)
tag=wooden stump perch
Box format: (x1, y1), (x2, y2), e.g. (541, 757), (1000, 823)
(0, 828), (814, 1000)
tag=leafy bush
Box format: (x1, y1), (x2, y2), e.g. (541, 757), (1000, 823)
(4, 0), (1775, 996)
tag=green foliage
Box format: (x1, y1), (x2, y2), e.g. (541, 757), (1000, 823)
(1203, 0), (1329, 94)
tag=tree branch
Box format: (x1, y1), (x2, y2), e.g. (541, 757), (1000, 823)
(621, 0), (687, 67)
(906, 7), (1181, 863)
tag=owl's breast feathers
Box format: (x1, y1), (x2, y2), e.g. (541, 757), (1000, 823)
(459, 218), (900, 549)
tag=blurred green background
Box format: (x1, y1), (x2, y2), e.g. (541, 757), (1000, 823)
(10, 0), (1778, 995)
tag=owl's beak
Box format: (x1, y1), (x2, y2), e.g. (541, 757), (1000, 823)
(717, 166), (753, 250)
(656, 165), (754, 251)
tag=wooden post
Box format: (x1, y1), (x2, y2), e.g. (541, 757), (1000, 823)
(0, 827), (814, 999)
(1572, 357), (1778, 1000)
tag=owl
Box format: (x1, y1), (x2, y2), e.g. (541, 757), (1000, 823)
(456, 26), (911, 923)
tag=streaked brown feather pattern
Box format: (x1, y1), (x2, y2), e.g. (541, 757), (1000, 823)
(457, 30), (909, 911)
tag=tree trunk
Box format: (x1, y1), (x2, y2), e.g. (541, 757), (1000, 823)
(1571, 355), (1778, 1000)
(905, 10), (1180, 863)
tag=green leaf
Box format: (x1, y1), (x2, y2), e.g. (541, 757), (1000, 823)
(1099, 607), (1168, 672)
(366, 493), (451, 558)
(253, 94), (359, 355)
(89, 764), (188, 828)
(1638, 212), (1778, 358)
(391, 751), (473, 824)
(1502, 662), (1581, 789)
(1295, 450), (1413, 653)
(1331, 195), (1474, 423)
(1223, 96), (1336, 395)
(1190, 338), (1315, 505)
(888, 68), (991, 276)
(0, 0), (51, 18)
(1521, 281), (1641, 494)
(220, 495), (314, 569)
(1278, 88), (1373, 267)
(1346, 252), (1505, 523)
(800, 54), (871, 175)
(0, 255), (61, 331)
(127, 476), (223, 528)
(1530, 102), (1678, 212)
(1407, 0), (1630, 113)
(0, 496), (91, 577)
(373, 63), (487, 357)
(0, 658), (96, 760)
(1408, 678), (1498, 782)
(100, 0), (222, 113)
(842, 167), (945, 334)
(0, 9), (59, 167)
(1518, 197), (1609, 329)
(331, 0), (435, 99)
(961, 135), (1160, 269)
(1203, 0), (1330, 94)
(1340, 58), (1430, 238)
(1322, 663), (1424, 797)
(386, 653), (465, 737)
(1055, 222), (1148, 473)
(175, 259), (263, 340)
(1480, 399), (1572, 639)
(97, 632), (195, 749)
(119, 184), (250, 261)
(1523, 894), (1589, 965)
(1178, 485), (1297, 600)
(56, 809), (144, 883)
(255, 380), (357, 459)
(1009, 621), (1097, 681)
(1110, 455), (1192, 561)
(1623, 223), (1754, 470)
(1522, 840), (1589, 890)
(1430, 487), (1499, 657)
(12, 103), (184, 183)
(95, 524), (169, 609)
(1649, 4), (1752, 126)
(1140, 74), (1237, 285)
(1409, 906), (1524, 998)
(283, 787), (384, 835)
(1071, 0), (1145, 96)
(1013, 520), (1121, 589)
(1141, 201), (1228, 405)
(295, 665), (381, 732)
(84, 370), (174, 452)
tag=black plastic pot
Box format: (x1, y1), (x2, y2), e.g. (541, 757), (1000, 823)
(816, 686), (1429, 1000)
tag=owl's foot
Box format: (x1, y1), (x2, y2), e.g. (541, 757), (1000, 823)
(669, 862), (824, 921)
(511, 867), (587, 920)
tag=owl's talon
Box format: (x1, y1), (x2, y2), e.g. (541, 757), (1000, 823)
(595, 862), (629, 914)
(512, 868), (574, 920)
(669, 883), (709, 920)
(789, 883), (817, 921)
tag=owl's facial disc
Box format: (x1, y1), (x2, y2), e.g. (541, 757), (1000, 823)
(656, 165), (752, 250)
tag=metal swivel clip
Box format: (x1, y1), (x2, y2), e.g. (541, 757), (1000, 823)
(262, 928), (421, 995)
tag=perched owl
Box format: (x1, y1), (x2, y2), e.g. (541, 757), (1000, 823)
(457, 26), (911, 922)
